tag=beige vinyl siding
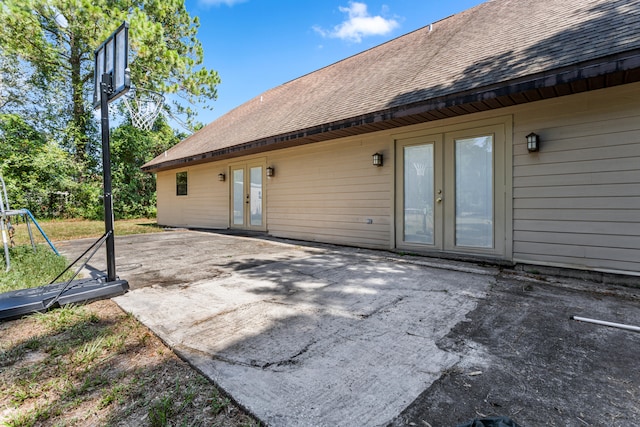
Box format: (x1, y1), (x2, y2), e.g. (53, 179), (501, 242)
(266, 136), (392, 249)
(153, 81), (640, 275)
(156, 162), (229, 229)
(156, 134), (392, 249)
(512, 82), (640, 274)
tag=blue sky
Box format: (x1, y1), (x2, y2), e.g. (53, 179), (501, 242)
(183, 0), (486, 126)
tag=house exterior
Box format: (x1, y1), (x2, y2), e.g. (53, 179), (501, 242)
(143, 0), (640, 278)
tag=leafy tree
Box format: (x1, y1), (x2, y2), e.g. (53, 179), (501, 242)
(0, 0), (220, 167)
(0, 114), (77, 218)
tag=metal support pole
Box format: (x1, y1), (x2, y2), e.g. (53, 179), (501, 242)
(0, 175), (10, 272)
(1, 217), (9, 272)
(24, 209), (59, 255)
(24, 212), (36, 253)
(100, 73), (117, 282)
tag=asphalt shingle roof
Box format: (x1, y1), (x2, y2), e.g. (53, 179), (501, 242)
(144, 0), (640, 171)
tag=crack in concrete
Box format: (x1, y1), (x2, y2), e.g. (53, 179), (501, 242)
(262, 338), (318, 369)
(358, 295), (406, 319)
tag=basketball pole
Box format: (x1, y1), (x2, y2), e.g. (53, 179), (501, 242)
(100, 73), (117, 282)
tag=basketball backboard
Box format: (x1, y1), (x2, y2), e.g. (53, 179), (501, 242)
(93, 21), (130, 109)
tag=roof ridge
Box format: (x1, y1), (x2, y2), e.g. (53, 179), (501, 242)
(404, 5), (482, 88)
(277, 1), (492, 90)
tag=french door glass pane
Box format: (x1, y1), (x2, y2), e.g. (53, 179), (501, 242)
(404, 144), (434, 244)
(250, 166), (263, 226)
(455, 136), (493, 248)
(233, 169), (244, 225)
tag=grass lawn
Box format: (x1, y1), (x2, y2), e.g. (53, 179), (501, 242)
(0, 218), (258, 427)
(0, 246), (72, 294)
(10, 218), (164, 245)
(1, 218), (164, 294)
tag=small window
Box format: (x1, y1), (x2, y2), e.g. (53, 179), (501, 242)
(176, 171), (188, 196)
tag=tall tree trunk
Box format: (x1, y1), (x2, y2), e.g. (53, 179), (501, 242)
(70, 34), (88, 168)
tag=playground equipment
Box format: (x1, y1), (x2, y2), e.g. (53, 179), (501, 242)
(0, 174), (59, 272)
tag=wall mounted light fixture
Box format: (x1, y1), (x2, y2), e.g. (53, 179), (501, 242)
(266, 166), (274, 177)
(372, 152), (383, 167)
(526, 132), (540, 152)
(218, 173), (225, 182)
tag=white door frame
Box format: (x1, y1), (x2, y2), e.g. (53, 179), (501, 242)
(229, 159), (267, 231)
(395, 119), (509, 259)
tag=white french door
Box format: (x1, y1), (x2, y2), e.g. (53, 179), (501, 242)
(230, 162), (266, 231)
(396, 124), (506, 257)
(397, 134), (444, 248)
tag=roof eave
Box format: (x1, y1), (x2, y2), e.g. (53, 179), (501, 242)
(143, 50), (640, 173)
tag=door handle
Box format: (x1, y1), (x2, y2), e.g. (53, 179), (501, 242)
(436, 197), (442, 203)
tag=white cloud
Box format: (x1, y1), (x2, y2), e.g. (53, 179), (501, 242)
(313, 2), (399, 43)
(198, 0), (247, 6)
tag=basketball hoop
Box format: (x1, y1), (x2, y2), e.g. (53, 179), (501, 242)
(123, 88), (165, 131)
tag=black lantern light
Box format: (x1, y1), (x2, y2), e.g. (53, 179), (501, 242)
(218, 173), (225, 182)
(526, 132), (539, 152)
(266, 166), (274, 177)
(372, 152), (383, 167)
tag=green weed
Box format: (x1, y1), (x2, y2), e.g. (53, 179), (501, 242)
(209, 388), (230, 416)
(72, 336), (106, 364)
(5, 410), (36, 427)
(148, 395), (175, 427)
(99, 383), (130, 409)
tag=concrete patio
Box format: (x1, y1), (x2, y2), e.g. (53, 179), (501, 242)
(57, 230), (640, 426)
